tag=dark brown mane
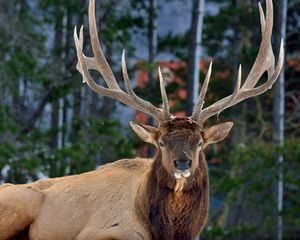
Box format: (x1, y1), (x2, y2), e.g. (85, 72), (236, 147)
(160, 118), (201, 132)
(143, 152), (209, 240)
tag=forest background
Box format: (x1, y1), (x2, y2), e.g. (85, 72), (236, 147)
(0, 0), (299, 239)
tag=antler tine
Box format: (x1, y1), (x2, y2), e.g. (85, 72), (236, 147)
(121, 51), (167, 121)
(242, 0), (274, 89)
(258, 2), (266, 35)
(158, 67), (172, 120)
(258, 1), (275, 77)
(121, 50), (139, 97)
(197, 40), (283, 124)
(234, 64), (242, 96)
(191, 61), (212, 120)
(74, 31), (123, 108)
(73, 0), (174, 123)
(74, 26), (125, 99)
(213, 64), (242, 116)
(245, 39), (284, 95)
(74, 26), (166, 122)
(74, 0), (174, 123)
(193, 0), (284, 125)
(88, 0), (120, 90)
(75, 26), (98, 80)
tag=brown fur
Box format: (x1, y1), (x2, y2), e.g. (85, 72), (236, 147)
(160, 117), (201, 132)
(0, 119), (232, 240)
(140, 152), (209, 240)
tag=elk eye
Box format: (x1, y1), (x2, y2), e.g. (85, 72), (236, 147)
(159, 141), (165, 147)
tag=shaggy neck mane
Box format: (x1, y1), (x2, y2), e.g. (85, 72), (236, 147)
(138, 152), (209, 240)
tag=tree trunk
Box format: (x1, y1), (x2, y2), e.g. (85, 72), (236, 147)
(229, 0), (242, 146)
(273, 1), (287, 240)
(72, 0), (86, 144)
(148, 0), (157, 89)
(186, 0), (205, 115)
(147, 0), (158, 157)
(50, 3), (64, 149)
(61, 1), (75, 147)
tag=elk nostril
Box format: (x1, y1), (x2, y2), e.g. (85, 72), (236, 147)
(174, 159), (192, 171)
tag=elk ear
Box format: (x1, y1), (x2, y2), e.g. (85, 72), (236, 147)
(130, 121), (158, 145)
(203, 122), (233, 147)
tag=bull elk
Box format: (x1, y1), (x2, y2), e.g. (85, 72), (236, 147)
(0, 0), (283, 239)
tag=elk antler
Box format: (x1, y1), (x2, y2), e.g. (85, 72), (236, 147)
(191, 0), (284, 125)
(74, 0), (171, 123)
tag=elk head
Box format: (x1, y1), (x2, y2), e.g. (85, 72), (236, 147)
(74, 0), (283, 182)
(130, 119), (233, 180)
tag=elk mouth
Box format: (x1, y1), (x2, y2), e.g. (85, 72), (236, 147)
(174, 170), (191, 179)
(173, 159), (192, 179)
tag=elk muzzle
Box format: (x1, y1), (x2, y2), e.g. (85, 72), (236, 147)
(174, 159), (192, 171)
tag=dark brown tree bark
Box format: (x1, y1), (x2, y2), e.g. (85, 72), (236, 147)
(50, 3), (64, 149)
(72, 0), (86, 143)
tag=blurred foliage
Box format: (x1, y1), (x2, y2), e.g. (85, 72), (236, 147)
(0, 119), (134, 183)
(203, 139), (300, 239)
(0, 0), (139, 183)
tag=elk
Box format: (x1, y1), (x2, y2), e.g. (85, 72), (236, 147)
(0, 0), (283, 239)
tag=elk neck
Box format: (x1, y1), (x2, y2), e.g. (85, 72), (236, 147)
(136, 151), (210, 240)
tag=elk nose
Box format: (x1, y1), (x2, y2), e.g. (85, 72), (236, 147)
(174, 159), (192, 171)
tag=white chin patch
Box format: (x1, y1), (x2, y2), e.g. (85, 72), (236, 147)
(174, 171), (191, 179)
(182, 171), (191, 178)
(174, 172), (182, 179)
